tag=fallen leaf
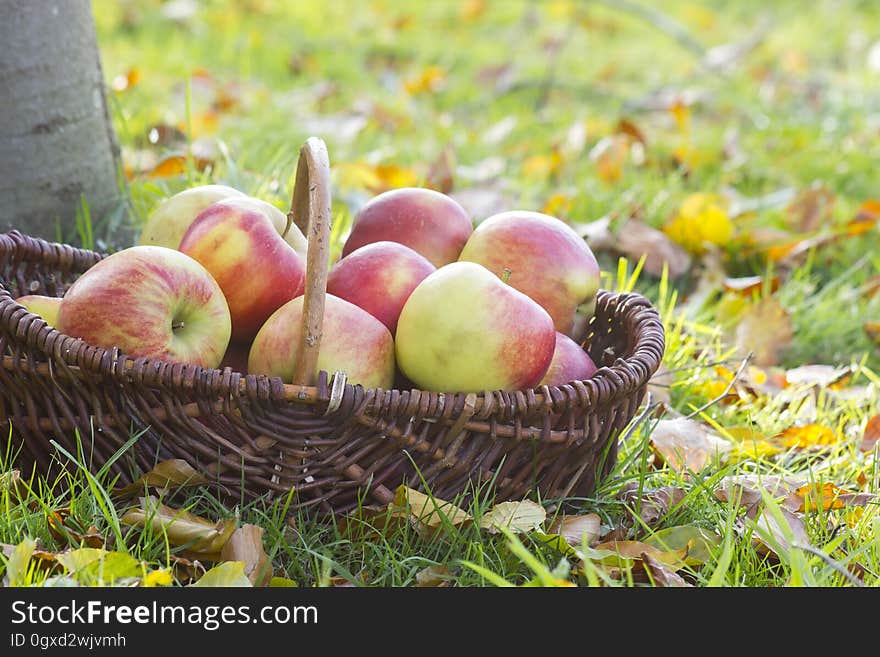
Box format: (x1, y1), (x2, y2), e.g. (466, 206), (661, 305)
(618, 482), (686, 527)
(142, 568), (174, 587)
(776, 423), (840, 449)
(47, 510), (104, 549)
(334, 161), (419, 194)
(480, 500), (546, 534)
(589, 134), (631, 183)
(865, 321), (880, 347)
(641, 551), (693, 587)
(2, 537), (36, 586)
(120, 496), (237, 557)
(751, 507), (809, 557)
(521, 150), (563, 180)
(650, 417), (732, 472)
(220, 524), (272, 586)
(615, 117), (647, 145)
(414, 564), (452, 587)
(190, 561), (252, 587)
(784, 365), (852, 389)
(786, 183), (835, 232)
(861, 416), (880, 453)
(663, 193), (734, 255)
(643, 526), (721, 567)
(587, 540), (688, 571)
(542, 193), (575, 218)
(714, 474), (804, 510)
(404, 65), (446, 94)
(115, 459), (208, 498)
(723, 275), (779, 296)
(425, 147), (455, 194)
(734, 297), (793, 366)
(782, 482), (877, 513)
(547, 513), (601, 549)
(615, 219), (693, 278)
(148, 155), (187, 178)
(393, 486), (472, 534)
(56, 549), (141, 585)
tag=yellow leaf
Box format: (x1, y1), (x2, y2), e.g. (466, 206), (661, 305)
(393, 486), (472, 531)
(480, 500), (546, 534)
(542, 193), (574, 218)
(789, 482), (847, 513)
(404, 66), (446, 94)
(668, 100), (691, 133)
(148, 155), (187, 179)
(663, 193), (734, 254)
(522, 151), (563, 180)
(589, 135), (630, 183)
(776, 424), (840, 449)
(461, 0), (486, 21)
(734, 297), (793, 366)
(865, 321), (880, 347)
(143, 568), (173, 587)
(334, 161), (419, 194)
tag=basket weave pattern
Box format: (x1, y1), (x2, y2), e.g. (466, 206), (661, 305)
(0, 142), (665, 515)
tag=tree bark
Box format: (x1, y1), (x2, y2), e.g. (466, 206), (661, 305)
(0, 0), (129, 246)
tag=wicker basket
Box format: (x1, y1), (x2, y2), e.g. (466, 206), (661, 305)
(0, 138), (665, 515)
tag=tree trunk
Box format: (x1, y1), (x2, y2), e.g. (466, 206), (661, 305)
(0, 0), (129, 247)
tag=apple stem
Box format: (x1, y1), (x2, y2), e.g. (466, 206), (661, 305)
(172, 320), (185, 331)
(501, 267), (512, 284)
(282, 210), (294, 239)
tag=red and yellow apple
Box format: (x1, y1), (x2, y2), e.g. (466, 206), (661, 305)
(458, 210), (601, 334)
(179, 197), (306, 344)
(248, 294), (395, 390)
(137, 184), (246, 249)
(395, 261), (556, 393)
(57, 246), (231, 369)
(15, 294), (62, 326)
(326, 241), (435, 335)
(539, 332), (598, 387)
(341, 187), (473, 267)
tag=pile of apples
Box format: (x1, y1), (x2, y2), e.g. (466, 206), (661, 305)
(16, 184), (604, 394)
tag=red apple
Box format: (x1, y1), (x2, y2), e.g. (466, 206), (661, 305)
(341, 187), (473, 267)
(57, 246), (231, 369)
(326, 241), (435, 335)
(248, 294), (395, 390)
(218, 342), (250, 373)
(395, 261), (555, 393)
(539, 332), (598, 387)
(15, 294), (62, 326)
(458, 210), (601, 334)
(179, 197), (306, 344)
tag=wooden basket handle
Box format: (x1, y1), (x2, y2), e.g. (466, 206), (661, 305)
(287, 137), (332, 387)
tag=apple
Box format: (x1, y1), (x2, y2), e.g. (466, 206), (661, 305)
(539, 332), (598, 387)
(395, 261), (556, 393)
(457, 210), (601, 334)
(57, 246), (231, 369)
(326, 241), (435, 335)
(137, 184), (246, 249)
(138, 186), (309, 261)
(15, 294), (62, 326)
(248, 294), (395, 390)
(179, 197), (307, 344)
(341, 187), (473, 267)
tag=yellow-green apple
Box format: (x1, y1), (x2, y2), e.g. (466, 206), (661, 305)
(57, 246), (231, 369)
(341, 187), (473, 267)
(326, 241), (435, 335)
(248, 294), (395, 390)
(179, 197), (307, 344)
(15, 294), (62, 326)
(539, 332), (598, 387)
(458, 210), (601, 334)
(138, 184), (246, 249)
(395, 261), (556, 393)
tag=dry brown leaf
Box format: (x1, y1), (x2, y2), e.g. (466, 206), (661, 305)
(640, 551), (693, 587)
(782, 482), (878, 513)
(220, 524), (272, 586)
(120, 496), (237, 557)
(734, 297), (793, 366)
(424, 147), (455, 194)
(615, 219), (692, 278)
(480, 500), (546, 534)
(547, 513), (602, 549)
(650, 417), (732, 472)
(618, 482), (686, 527)
(865, 321), (880, 348)
(47, 510), (104, 549)
(751, 507), (809, 557)
(714, 474), (804, 510)
(414, 564), (452, 587)
(861, 415), (880, 453)
(784, 365), (852, 389)
(589, 540), (688, 571)
(786, 183), (835, 232)
(115, 459), (208, 498)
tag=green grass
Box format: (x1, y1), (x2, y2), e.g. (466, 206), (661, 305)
(2, 0), (879, 587)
